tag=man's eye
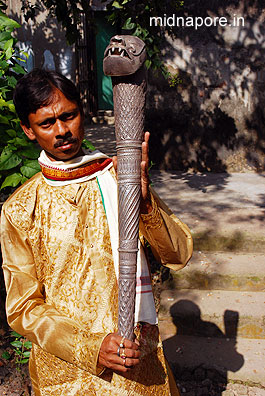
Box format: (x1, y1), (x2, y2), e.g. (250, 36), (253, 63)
(40, 118), (55, 128)
(41, 121), (52, 128)
(62, 113), (76, 121)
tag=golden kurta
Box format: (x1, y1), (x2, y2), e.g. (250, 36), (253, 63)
(1, 168), (192, 395)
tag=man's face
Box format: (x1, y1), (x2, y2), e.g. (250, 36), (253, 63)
(21, 89), (84, 161)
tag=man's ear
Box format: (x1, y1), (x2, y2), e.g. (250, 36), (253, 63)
(20, 122), (36, 141)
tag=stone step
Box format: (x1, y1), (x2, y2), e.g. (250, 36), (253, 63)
(164, 252), (265, 291)
(191, 231), (265, 253)
(91, 110), (115, 125)
(160, 332), (265, 388)
(159, 289), (265, 339)
(150, 171), (265, 253)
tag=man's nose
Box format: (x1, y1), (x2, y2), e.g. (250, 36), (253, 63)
(55, 119), (69, 137)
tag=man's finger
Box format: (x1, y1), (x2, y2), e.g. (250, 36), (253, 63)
(141, 161), (149, 185)
(118, 337), (140, 351)
(112, 156), (117, 172)
(111, 362), (132, 373)
(144, 131), (150, 144)
(124, 357), (140, 367)
(120, 348), (140, 359)
(141, 131), (150, 167)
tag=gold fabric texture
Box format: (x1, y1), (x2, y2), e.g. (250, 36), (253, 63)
(1, 169), (192, 395)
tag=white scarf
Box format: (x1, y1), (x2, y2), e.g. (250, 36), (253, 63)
(39, 151), (158, 325)
(38, 150), (112, 186)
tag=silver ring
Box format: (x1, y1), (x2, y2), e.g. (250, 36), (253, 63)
(119, 336), (125, 348)
(117, 346), (120, 357)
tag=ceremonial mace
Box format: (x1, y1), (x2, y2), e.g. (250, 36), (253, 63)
(103, 35), (147, 341)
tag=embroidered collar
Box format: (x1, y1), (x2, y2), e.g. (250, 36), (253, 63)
(38, 150), (113, 186)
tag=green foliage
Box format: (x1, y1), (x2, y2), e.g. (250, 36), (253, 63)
(82, 138), (95, 151)
(168, 72), (183, 87)
(1, 330), (32, 371)
(0, 10), (40, 194)
(10, 331), (32, 371)
(1, 350), (11, 359)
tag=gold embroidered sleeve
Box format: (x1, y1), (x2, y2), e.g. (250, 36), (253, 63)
(1, 206), (106, 376)
(140, 192), (163, 230)
(139, 187), (193, 271)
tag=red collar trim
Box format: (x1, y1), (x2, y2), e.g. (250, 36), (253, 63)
(40, 158), (112, 181)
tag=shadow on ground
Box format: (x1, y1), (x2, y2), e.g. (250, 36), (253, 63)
(84, 123), (116, 157)
(163, 301), (244, 395)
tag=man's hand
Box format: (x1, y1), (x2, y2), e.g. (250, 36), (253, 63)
(140, 131), (152, 214)
(98, 333), (140, 373)
(112, 131), (152, 214)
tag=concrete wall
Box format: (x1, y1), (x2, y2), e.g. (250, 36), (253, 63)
(146, 0), (265, 172)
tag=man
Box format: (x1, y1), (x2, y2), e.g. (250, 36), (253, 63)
(1, 69), (192, 395)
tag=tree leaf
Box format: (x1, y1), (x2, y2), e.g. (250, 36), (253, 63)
(0, 31), (11, 42)
(0, 115), (9, 124)
(6, 75), (17, 88)
(145, 59), (152, 69)
(0, 147), (21, 170)
(5, 46), (12, 59)
(8, 137), (30, 147)
(0, 59), (8, 70)
(20, 160), (41, 178)
(19, 146), (40, 159)
(2, 351), (11, 359)
(22, 351), (31, 357)
(10, 331), (21, 337)
(23, 341), (32, 349)
(147, 47), (155, 57)
(1, 173), (22, 189)
(0, 14), (20, 29)
(11, 63), (26, 75)
(82, 139), (95, 151)
(6, 129), (16, 137)
(122, 17), (136, 30)
(140, 28), (148, 39)
(2, 143), (17, 151)
(21, 175), (28, 184)
(4, 38), (13, 51)
(20, 358), (29, 364)
(112, 1), (123, 9)
(0, 98), (7, 107)
(10, 340), (23, 348)
(8, 102), (16, 112)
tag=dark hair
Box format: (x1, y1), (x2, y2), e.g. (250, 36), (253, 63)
(13, 68), (83, 127)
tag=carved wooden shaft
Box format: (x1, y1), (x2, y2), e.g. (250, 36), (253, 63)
(112, 70), (146, 340)
(103, 35), (147, 340)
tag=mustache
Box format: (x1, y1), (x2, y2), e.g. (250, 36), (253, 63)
(54, 136), (78, 148)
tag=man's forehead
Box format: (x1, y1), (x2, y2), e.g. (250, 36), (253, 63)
(30, 89), (78, 120)
(44, 88), (77, 108)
